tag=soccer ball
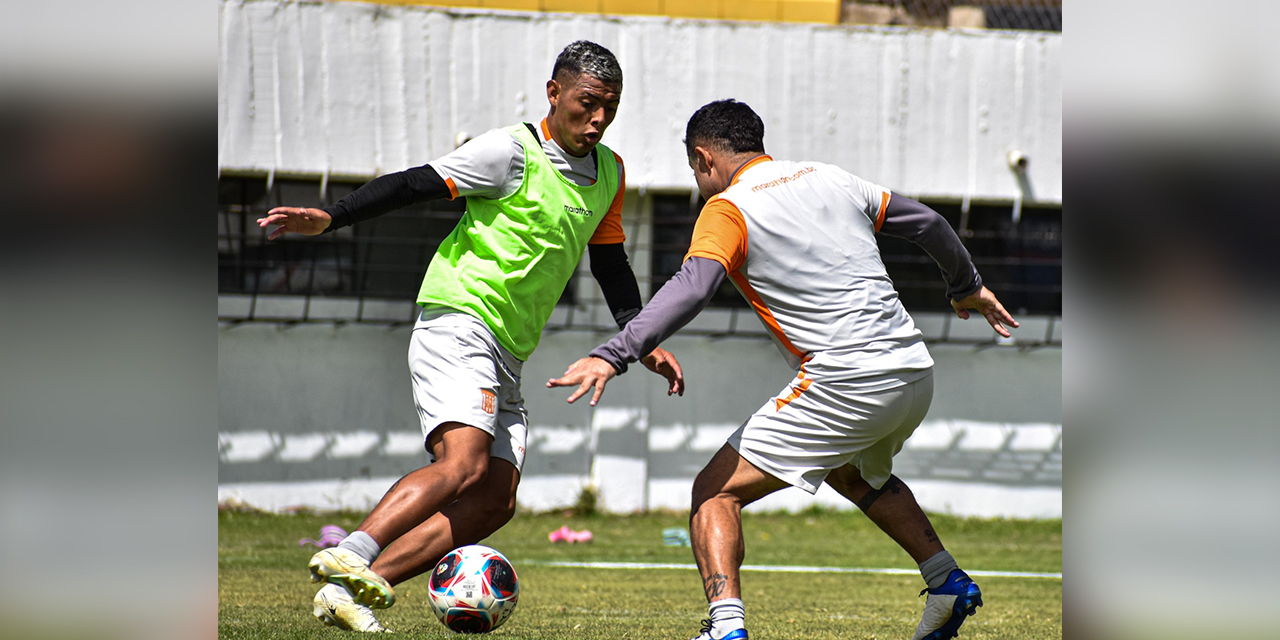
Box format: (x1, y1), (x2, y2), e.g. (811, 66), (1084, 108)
(427, 545), (520, 633)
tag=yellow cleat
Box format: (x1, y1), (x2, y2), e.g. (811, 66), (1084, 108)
(308, 547), (396, 609)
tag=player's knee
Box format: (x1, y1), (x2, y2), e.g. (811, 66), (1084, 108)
(826, 465), (870, 498)
(479, 492), (517, 527)
(456, 461), (490, 494)
(690, 478), (712, 509)
(691, 445), (743, 511)
(690, 477), (729, 512)
(437, 455), (490, 496)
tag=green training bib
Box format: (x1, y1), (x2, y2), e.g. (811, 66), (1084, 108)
(416, 124), (619, 360)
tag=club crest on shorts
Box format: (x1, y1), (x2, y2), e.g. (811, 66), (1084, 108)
(481, 389), (496, 415)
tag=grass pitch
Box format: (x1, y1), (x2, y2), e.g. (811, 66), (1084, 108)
(219, 508), (1061, 639)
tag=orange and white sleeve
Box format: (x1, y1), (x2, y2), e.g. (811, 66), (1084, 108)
(684, 197), (747, 274)
(588, 154), (627, 245)
(847, 172), (892, 232)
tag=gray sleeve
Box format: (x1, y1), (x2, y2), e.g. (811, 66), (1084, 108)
(427, 129), (524, 200)
(879, 193), (984, 301)
(588, 257), (726, 374)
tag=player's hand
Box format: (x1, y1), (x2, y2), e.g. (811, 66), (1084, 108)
(640, 346), (685, 397)
(257, 207), (332, 240)
(951, 286), (1019, 338)
(546, 357), (617, 406)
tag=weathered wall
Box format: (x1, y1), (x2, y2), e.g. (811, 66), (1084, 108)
(219, 0), (1061, 202)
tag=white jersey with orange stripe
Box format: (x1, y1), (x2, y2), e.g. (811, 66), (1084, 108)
(687, 156), (933, 382)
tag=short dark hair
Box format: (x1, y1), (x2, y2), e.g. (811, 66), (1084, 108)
(684, 99), (765, 157)
(552, 40), (623, 86)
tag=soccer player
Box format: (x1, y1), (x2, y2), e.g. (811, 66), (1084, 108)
(548, 99), (1016, 640)
(259, 41), (684, 633)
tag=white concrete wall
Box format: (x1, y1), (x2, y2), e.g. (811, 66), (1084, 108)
(219, 0), (1061, 203)
(218, 320), (1062, 518)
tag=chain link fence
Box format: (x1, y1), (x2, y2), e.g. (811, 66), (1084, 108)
(841, 0), (1061, 31)
(218, 176), (1061, 345)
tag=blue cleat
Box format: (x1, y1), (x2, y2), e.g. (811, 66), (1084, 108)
(910, 569), (983, 640)
(689, 619), (749, 640)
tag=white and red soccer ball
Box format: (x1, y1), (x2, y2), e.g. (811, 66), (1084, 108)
(427, 545), (520, 634)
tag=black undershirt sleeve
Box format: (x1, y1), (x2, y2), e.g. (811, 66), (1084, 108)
(587, 243), (644, 329)
(878, 193), (984, 301)
(321, 164), (453, 232)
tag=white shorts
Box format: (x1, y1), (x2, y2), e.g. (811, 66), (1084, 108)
(728, 368), (934, 493)
(407, 307), (528, 473)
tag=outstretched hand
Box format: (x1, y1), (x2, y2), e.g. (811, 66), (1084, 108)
(951, 286), (1019, 338)
(640, 346), (685, 397)
(546, 347), (685, 406)
(546, 357), (617, 406)
(258, 207), (332, 240)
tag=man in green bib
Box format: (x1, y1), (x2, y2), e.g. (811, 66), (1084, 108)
(259, 40), (683, 633)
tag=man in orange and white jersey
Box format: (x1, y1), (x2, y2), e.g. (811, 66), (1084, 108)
(549, 99), (1018, 640)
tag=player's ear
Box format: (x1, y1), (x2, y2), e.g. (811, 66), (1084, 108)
(693, 146), (713, 174)
(546, 79), (560, 110)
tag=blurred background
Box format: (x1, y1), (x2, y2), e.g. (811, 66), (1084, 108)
(1064, 2), (1280, 638)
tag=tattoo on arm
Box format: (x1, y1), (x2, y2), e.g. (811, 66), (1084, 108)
(703, 573), (728, 599)
(925, 528), (938, 544)
(854, 475), (904, 512)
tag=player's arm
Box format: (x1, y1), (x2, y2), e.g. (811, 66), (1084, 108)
(879, 193), (1018, 336)
(256, 164), (453, 240)
(584, 156), (683, 393)
(325, 165), (454, 233)
(588, 243), (643, 329)
(588, 243), (687, 390)
(257, 129), (517, 240)
(586, 156), (644, 330)
(548, 198), (743, 405)
(591, 257), (724, 372)
(878, 194), (982, 300)
(589, 196), (745, 369)
(547, 257), (723, 405)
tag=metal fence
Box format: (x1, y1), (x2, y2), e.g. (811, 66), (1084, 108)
(841, 0), (1062, 31)
(218, 175), (1061, 339)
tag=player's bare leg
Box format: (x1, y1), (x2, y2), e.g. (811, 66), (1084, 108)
(308, 422), (493, 610)
(825, 466), (943, 562)
(688, 444), (788, 640)
(357, 423), (496, 546)
(372, 457), (520, 586)
(826, 465), (982, 640)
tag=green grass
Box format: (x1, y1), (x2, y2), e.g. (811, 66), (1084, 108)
(219, 508), (1061, 639)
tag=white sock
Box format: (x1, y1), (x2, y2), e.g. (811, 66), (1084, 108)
(709, 598), (745, 638)
(337, 531), (382, 564)
(919, 550), (959, 590)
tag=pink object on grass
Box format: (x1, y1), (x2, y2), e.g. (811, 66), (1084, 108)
(299, 525), (348, 548)
(548, 525), (593, 543)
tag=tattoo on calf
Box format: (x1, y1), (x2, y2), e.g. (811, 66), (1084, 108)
(704, 573), (728, 599)
(855, 475), (904, 512)
(925, 528), (938, 544)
